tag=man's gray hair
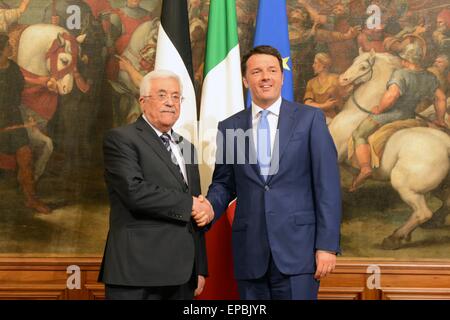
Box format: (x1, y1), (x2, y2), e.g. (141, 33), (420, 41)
(140, 70), (183, 97)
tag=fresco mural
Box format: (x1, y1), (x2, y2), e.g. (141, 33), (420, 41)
(0, 0), (449, 260)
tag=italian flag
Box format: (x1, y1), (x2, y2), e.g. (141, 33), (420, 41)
(197, 0), (244, 300)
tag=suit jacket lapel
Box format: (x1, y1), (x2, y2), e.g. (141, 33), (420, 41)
(175, 132), (193, 190)
(135, 117), (187, 189)
(236, 108), (262, 182)
(266, 100), (299, 184)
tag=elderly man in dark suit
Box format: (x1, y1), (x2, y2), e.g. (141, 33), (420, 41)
(98, 70), (213, 300)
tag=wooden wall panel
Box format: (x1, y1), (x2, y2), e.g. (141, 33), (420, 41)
(0, 284), (67, 300)
(381, 288), (450, 300)
(318, 259), (450, 300)
(0, 258), (448, 300)
(318, 287), (365, 300)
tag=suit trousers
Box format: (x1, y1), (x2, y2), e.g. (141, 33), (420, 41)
(237, 255), (320, 300)
(105, 271), (197, 300)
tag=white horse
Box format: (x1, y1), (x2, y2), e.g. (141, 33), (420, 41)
(110, 19), (159, 126)
(18, 24), (85, 95)
(330, 49), (450, 249)
(16, 24), (85, 180)
(119, 19), (159, 93)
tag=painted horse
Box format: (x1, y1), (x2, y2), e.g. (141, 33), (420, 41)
(16, 23), (86, 180)
(329, 49), (450, 249)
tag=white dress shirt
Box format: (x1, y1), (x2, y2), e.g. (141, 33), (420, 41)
(142, 115), (188, 185)
(251, 96), (282, 156)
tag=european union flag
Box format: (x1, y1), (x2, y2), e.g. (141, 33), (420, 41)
(247, 0), (294, 107)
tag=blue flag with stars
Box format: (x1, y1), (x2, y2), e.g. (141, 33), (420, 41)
(247, 0), (294, 107)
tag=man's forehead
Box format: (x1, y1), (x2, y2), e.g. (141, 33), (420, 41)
(151, 78), (180, 91)
(248, 55), (279, 66)
(155, 88), (180, 92)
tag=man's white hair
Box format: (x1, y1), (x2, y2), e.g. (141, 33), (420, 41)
(139, 70), (183, 97)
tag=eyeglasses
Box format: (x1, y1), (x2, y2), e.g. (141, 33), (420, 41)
(142, 92), (184, 104)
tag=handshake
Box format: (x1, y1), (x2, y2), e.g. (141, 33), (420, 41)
(191, 195), (214, 227)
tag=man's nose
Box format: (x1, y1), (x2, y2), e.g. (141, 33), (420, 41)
(165, 96), (176, 105)
(261, 71), (271, 80)
(165, 99), (179, 110)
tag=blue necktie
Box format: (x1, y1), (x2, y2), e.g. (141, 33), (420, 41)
(257, 110), (271, 180)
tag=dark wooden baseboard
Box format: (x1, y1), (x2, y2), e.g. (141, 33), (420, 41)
(0, 257), (104, 300)
(319, 259), (450, 300)
(0, 257), (449, 300)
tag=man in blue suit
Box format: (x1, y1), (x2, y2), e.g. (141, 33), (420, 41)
(204, 45), (342, 300)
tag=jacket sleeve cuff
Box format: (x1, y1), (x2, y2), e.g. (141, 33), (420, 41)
(167, 194), (192, 222)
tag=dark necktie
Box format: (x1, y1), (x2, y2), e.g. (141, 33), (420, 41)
(160, 133), (187, 186)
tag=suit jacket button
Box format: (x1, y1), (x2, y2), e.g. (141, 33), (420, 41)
(265, 185), (270, 191)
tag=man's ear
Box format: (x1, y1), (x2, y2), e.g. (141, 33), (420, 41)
(138, 97), (146, 111)
(242, 77), (249, 89)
